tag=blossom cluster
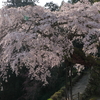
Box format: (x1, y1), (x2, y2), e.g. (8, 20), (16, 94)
(0, 1), (100, 85)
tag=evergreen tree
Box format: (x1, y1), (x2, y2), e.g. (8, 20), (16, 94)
(71, 0), (80, 3)
(45, 2), (59, 11)
(70, 0), (100, 4)
(6, 0), (39, 7)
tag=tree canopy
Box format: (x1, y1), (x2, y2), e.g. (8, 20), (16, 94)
(70, 0), (100, 4)
(44, 2), (59, 11)
(0, 2), (100, 81)
(5, 0), (39, 7)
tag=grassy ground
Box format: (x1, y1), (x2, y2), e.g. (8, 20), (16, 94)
(89, 96), (100, 100)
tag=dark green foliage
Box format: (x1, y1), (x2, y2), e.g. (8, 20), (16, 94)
(50, 87), (65, 100)
(0, 66), (25, 100)
(45, 2), (59, 11)
(89, 97), (97, 100)
(0, 65), (43, 100)
(71, 0), (80, 3)
(5, 0), (39, 7)
(68, 0), (80, 4)
(70, 0), (100, 4)
(91, 0), (100, 2)
(89, 66), (100, 95)
(72, 39), (83, 48)
(47, 99), (53, 100)
(82, 66), (100, 99)
(37, 64), (66, 100)
(48, 69), (86, 100)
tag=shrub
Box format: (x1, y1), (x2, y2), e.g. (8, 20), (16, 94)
(89, 97), (97, 100)
(51, 94), (58, 100)
(47, 98), (53, 100)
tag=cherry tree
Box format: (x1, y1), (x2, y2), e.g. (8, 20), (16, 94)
(0, 0), (100, 100)
(0, 5), (73, 86)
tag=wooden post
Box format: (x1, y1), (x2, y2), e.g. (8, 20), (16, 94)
(80, 93), (82, 100)
(78, 92), (80, 100)
(66, 65), (69, 100)
(70, 65), (73, 100)
(65, 59), (69, 100)
(65, 59), (73, 100)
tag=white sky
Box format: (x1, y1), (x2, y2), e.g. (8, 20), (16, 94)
(0, 0), (68, 8)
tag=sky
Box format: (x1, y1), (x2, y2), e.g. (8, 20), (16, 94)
(0, 0), (68, 8)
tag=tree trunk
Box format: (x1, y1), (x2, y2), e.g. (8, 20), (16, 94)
(70, 65), (73, 100)
(65, 59), (70, 100)
(66, 66), (69, 100)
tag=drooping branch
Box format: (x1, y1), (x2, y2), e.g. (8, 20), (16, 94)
(0, 1), (100, 86)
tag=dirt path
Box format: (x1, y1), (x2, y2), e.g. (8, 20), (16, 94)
(72, 72), (90, 100)
(61, 72), (90, 100)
